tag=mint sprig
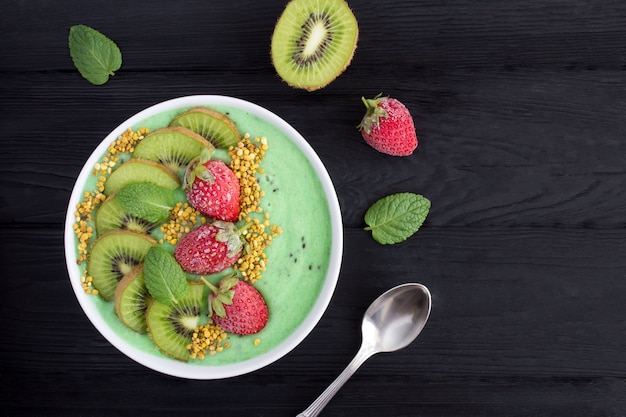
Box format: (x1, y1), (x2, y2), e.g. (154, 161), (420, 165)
(143, 247), (188, 305)
(116, 182), (175, 223)
(364, 192), (430, 244)
(68, 24), (122, 85)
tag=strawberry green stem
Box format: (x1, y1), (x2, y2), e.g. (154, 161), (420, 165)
(358, 94), (388, 134)
(199, 276), (218, 292)
(199, 145), (215, 164)
(238, 221), (252, 235)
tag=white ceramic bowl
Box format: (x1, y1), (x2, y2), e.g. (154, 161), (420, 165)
(64, 95), (343, 379)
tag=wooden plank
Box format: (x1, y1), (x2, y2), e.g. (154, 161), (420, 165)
(2, 226), (625, 374)
(2, 1), (626, 415)
(1, 69), (625, 226)
(2, 0), (626, 71)
(1, 226), (625, 415)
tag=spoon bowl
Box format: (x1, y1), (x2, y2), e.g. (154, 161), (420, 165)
(298, 283), (431, 417)
(362, 283), (431, 353)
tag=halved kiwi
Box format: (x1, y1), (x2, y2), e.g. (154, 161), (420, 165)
(104, 158), (180, 196)
(271, 0), (359, 91)
(146, 282), (206, 361)
(95, 194), (158, 235)
(169, 107), (240, 149)
(132, 127), (211, 174)
(88, 230), (157, 301)
(114, 265), (151, 333)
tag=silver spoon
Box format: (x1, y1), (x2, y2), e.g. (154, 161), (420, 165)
(297, 283), (432, 417)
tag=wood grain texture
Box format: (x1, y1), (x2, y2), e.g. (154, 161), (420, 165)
(1, 0), (626, 415)
(1, 228), (625, 415)
(2, 0), (626, 71)
(2, 70), (625, 227)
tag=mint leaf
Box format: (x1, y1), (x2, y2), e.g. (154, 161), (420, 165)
(364, 192), (430, 244)
(116, 182), (175, 223)
(143, 247), (188, 305)
(68, 24), (122, 85)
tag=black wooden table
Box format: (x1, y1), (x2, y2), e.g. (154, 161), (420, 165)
(2, 1), (625, 416)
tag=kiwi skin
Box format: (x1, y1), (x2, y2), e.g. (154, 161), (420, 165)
(95, 193), (158, 235)
(103, 158), (180, 196)
(115, 264), (151, 334)
(146, 282), (206, 362)
(271, 0), (359, 91)
(131, 126), (210, 173)
(88, 230), (157, 301)
(169, 107), (240, 149)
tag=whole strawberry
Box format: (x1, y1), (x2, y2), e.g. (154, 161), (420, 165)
(184, 146), (240, 222)
(207, 276), (268, 335)
(358, 94), (418, 156)
(174, 221), (243, 274)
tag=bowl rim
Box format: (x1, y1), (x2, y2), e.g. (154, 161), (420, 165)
(64, 95), (343, 379)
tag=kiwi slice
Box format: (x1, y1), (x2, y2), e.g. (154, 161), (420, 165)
(104, 158), (180, 196)
(146, 282), (205, 361)
(88, 230), (157, 301)
(132, 127), (211, 173)
(271, 0), (359, 91)
(169, 107), (240, 149)
(114, 265), (150, 333)
(95, 194), (158, 235)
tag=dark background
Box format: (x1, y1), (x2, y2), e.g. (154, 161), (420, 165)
(2, 0), (625, 416)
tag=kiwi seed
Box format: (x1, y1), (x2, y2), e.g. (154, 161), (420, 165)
(104, 158), (180, 196)
(169, 107), (240, 149)
(132, 126), (211, 175)
(95, 194), (158, 235)
(88, 230), (157, 301)
(146, 282), (206, 361)
(271, 0), (359, 91)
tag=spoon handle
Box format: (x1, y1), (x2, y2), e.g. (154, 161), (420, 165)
(296, 344), (375, 417)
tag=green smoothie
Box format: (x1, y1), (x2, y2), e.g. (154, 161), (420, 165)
(76, 104), (333, 365)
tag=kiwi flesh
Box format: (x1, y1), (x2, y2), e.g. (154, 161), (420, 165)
(95, 194), (158, 235)
(114, 265), (150, 333)
(146, 282), (206, 361)
(132, 127), (211, 174)
(169, 107), (240, 149)
(88, 230), (157, 301)
(104, 158), (180, 196)
(271, 0), (359, 91)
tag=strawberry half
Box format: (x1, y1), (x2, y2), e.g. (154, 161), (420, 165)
(206, 276), (268, 335)
(184, 146), (240, 222)
(174, 221), (243, 274)
(358, 94), (418, 156)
